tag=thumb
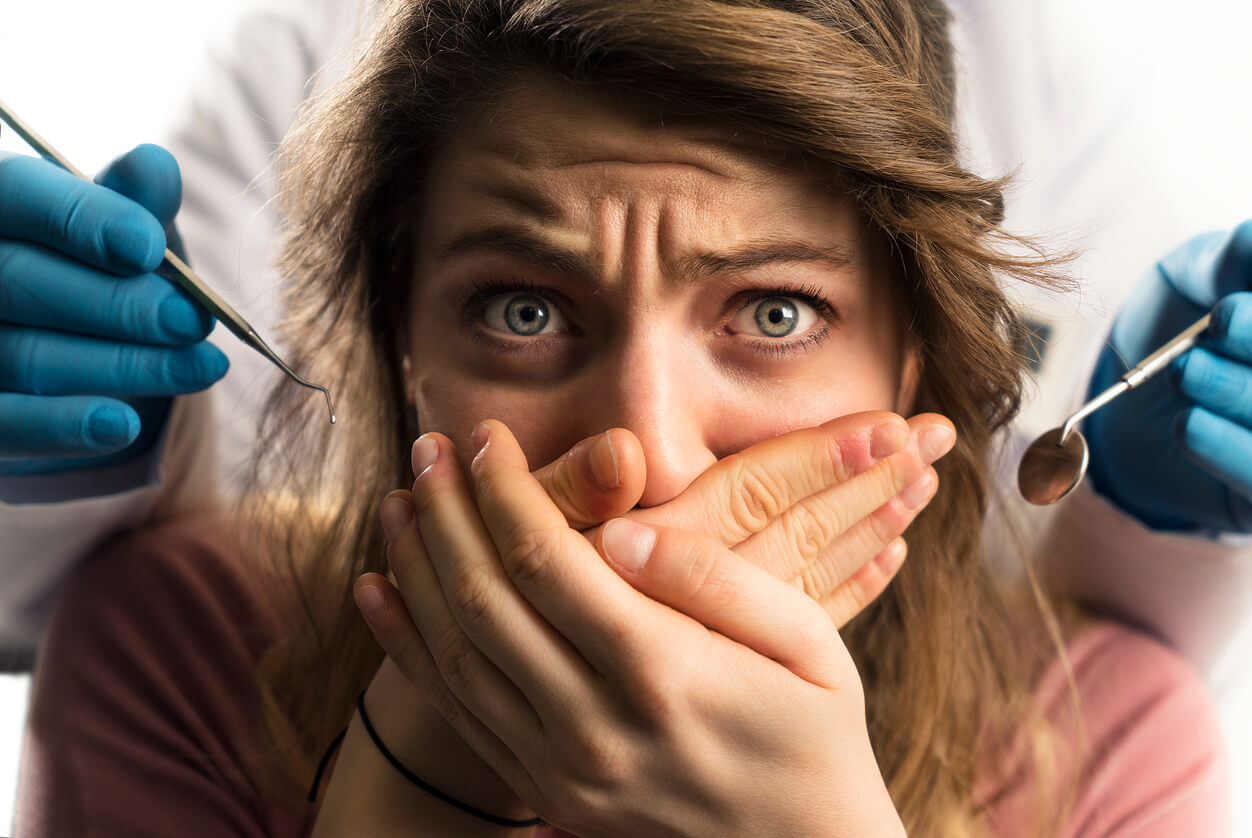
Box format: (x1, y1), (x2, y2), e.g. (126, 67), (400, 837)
(1158, 219), (1252, 307)
(531, 428), (646, 530)
(95, 144), (183, 229)
(596, 518), (848, 687)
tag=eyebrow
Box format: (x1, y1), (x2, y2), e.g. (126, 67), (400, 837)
(438, 225), (856, 285)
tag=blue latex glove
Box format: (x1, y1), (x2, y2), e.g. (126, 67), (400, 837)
(1086, 219), (1252, 531)
(0, 144), (228, 474)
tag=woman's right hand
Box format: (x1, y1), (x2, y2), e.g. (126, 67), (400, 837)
(532, 410), (951, 626)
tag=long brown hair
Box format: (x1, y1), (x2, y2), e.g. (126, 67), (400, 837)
(244, 1), (1074, 833)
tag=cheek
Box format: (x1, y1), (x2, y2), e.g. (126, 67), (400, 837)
(717, 375), (899, 453)
(412, 372), (584, 471)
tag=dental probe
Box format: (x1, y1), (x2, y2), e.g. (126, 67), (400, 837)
(0, 99), (336, 425)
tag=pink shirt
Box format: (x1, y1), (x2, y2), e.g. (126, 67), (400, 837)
(17, 520), (1231, 836)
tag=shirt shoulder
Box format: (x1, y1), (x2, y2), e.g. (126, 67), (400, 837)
(982, 621), (1231, 837)
(17, 517), (312, 837)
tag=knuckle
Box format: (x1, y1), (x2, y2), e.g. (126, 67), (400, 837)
(784, 498), (842, 562)
(725, 454), (785, 533)
(680, 543), (740, 613)
(384, 536), (420, 579)
(449, 564), (495, 627)
(426, 681), (466, 729)
(565, 729), (632, 790)
(498, 523), (564, 593)
(825, 585), (871, 628)
(0, 328), (40, 392)
(798, 560), (837, 603)
(0, 245), (20, 308)
(544, 449), (582, 508)
(109, 277), (147, 337)
(864, 498), (907, 545)
(822, 433), (850, 482)
(431, 620), (477, 691)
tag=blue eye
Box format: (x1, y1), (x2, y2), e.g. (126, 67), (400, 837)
(730, 295), (818, 338)
(482, 292), (566, 336)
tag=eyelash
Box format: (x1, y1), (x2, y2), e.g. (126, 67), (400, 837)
(458, 277), (839, 358)
(731, 282), (837, 357)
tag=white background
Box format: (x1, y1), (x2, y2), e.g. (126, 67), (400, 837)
(0, 3), (261, 833)
(2, 1), (1251, 835)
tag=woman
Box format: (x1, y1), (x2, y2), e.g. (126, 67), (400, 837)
(17, 0), (1228, 835)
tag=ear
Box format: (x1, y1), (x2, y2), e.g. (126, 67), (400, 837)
(894, 343), (921, 414)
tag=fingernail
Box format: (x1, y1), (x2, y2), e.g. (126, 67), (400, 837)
(870, 418), (908, 459)
(85, 405), (139, 449)
(355, 584), (388, 626)
(412, 435), (438, 475)
(380, 495), (413, 538)
(900, 470), (937, 510)
(589, 431), (621, 490)
(918, 425), (956, 463)
(602, 518), (656, 573)
(471, 422), (489, 453)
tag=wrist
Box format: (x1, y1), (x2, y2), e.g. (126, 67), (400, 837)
(369, 658), (532, 820)
(313, 659), (535, 836)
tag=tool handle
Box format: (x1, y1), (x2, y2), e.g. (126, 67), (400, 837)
(1123, 313), (1211, 388)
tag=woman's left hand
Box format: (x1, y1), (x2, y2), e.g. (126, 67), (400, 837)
(360, 419), (905, 837)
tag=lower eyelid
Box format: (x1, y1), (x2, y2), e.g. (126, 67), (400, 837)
(740, 325), (832, 357)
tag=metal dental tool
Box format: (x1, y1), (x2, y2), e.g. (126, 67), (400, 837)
(1018, 313), (1211, 505)
(0, 99), (336, 425)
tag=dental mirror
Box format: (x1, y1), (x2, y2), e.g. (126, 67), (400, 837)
(1018, 312), (1213, 505)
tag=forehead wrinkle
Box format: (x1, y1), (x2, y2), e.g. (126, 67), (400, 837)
(438, 224), (600, 282)
(466, 176), (567, 225)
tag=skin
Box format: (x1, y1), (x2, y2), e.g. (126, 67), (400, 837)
(406, 75), (918, 499)
(312, 75), (957, 836)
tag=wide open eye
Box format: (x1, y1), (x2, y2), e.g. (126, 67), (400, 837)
(482, 292), (567, 336)
(729, 296), (819, 338)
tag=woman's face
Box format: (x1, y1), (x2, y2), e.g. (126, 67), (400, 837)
(407, 75), (916, 508)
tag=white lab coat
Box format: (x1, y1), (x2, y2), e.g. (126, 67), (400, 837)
(1, 0), (1249, 696)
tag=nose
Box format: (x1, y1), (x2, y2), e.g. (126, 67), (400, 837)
(591, 334), (717, 508)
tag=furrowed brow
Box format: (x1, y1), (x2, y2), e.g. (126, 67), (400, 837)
(438, 226), (597, 279)
(680, 239), (856, 282)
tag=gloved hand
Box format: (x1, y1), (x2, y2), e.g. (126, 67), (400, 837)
(1085, 219), (1252, 531)
(0, 144), (228, 475)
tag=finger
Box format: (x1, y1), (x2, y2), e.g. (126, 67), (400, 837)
(793, 466), (936, 606)
(1174, 347), (1252, 426)
(1159, 219), (1252, 307)
(1205, 291), (1252, 363)
(818, 538), (908, 628)
(465, 421), (648, 669)
(0, 242), (211, 345)
(1173, 407), (1252, 528)
(0, 393), (138, 459)
(94, 144), (182, 228)
(375, 491), (543, 739)
(530, 428), (645, 530)
(352, 572), (530, 794)
(0, 326), (228, 396)
(736, 416), (953, 580)
(596, 518), (847, 687)
(627, 410), (911, 546)
(405, 434), (600, 713)
(0, 154), (165, 275)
